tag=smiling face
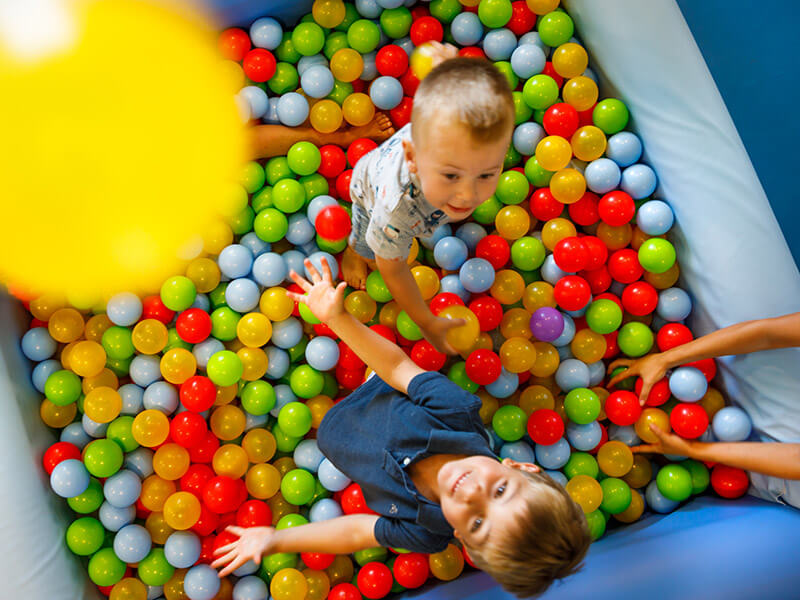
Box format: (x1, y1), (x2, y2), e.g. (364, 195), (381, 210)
(437, 456), (541, 549)
(403, 123), (511, 221)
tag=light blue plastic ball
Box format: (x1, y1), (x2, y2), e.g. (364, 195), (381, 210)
(541, 253), (573, 283)
(483, 28), (517, 61)
(552, 313), (576, 347)
(297, 54), (328, 77)
(193, 339), (225, 370)
(459, 258), (496, 293)
(190, 294), (211, 313)
(107, 292), (143, 326)
(300, 240), (320, 256)
(377, 0), (405, 8)
(307, 195), (338, 225)
(657, 287), (692, 322)
(440, 274), (471, 303)
(225, 278), (260, 313)
(32, 358), (60, 392)
(99, 502), (136, 532)
(282, 249), (307, 282)
(510, 43), (546, 78)
(143, 381), (179, 414)
(250, 17), (283, 50)
(545, 470), (568, 487)
(240, 232), (270, 258)
(585, 158), (622, 194)
(485, 368), (518, 399)
(565, 301), (590, 318)
(233, 559), (260, 578)
(606, 131), (642, 167)
(252, 252), (287, 287)
(608, 424), (641, 446)
(712, 406), (753, 442)
(500, 440), (536, 463)
(621, 164), (658, 199)
(668, 367), (707, 402)
(434, 236), (469, 271)
(588, 360), (605, 386)
(556, 344), (574, 361)
(50, 459), (90, 498)
(305, 336), (340, 371)
(294, 439), (326, 473)
(271, 317), (303, 349)
(129, 355), (161, 387)
(305, 251), (339, 281)
(518, 31), (548, 50)
(361, 50), (378, 80)
(451, 12), (483, 46)
(566, 421), (602, 451)
(395, 37), (414, 55)
(265, 347), (290, 379)
(277, 92), (309, 127)
(164, 531), (202, 569)
(420, 223), (452, 249)
(535, 438), (571, 470)
(455, 223), (487, 252)
(512, 121), (545, 156)
(184, 565), (221, 600)
(113, 524), (152, 563)
(218, 244), (254, 279)
(355, 0), (382, 18)
(233, 576), (269, 600)
(555, 358), (590, 391)
(369, 76), (403, 110)
(61, 421), (92, 449)
(637, 200), (674, 236)
(582, 66), (598, 83)
(271, 385), (298, 418)
(264, 97), (280, 123)
(318, 458), (351, 492)
(123, 447), (154, 479)
(21, 327), (57, 361)
(82, 414), (109, 438)
(309, 497), (344, 522)
(104, 470), (142, 508)
(245, 412), (269, 431)
(238, 86), (269, 120)
(286, 213), (316, 246)
(301, 65), (335, 99)
(646, 480), (679, 513)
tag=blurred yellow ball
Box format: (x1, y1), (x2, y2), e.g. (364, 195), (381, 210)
(344, 290), (377, 323)
(69, 340), (107, 377)
(566, 474), (603, 513)
(597, 222), (633, 250)
(519, 384), (555, 414)
(490, 269), (525, 305)
(84, 386), (122, 423)
(40, 398), (77, 428)
(132, 319), (169, 355)
(412, 266), (440, 300)
(530, 342), (560, 378)
(478, 390), (500, 423)
(145, 512), (175, 546)
(153, 443), (191, 481)
(330, 48), (364, 83)
(526, 0), (560, 14)
(186, 257), (221, 294)
(203, 220), (234, 255)
(439, 306), (480, 353)
(623, 454), (653, 489)
(495, 205), (531, 240)
(523, 281), (556, 312)
(342, 92), (375, 127)
(500, 307), (533, 339)
(29, 294), (66, 321)
(110, 578), (147, 600)
(310, 99), (343, 134)
(312, 0), (346, 28)
(82, 368), (119, 395)
(541, 218), (577, 250)
(552, 43), (588, 79)
(140, 475), (176, 512)
(303, 568), (331, 600)
(699, 387), (725, 420)
(499, 337), (537, 373)
(246, 463), (281, 499)
(562, 76), (598, 112)
(210, 405), (246, 441)
(535, 135), (572, 172)
(429, 544), (464, 581)
(48, 308), (85, 343)
(597, 441), (634, 477)
(570, 328), (607, 363)
(163, 491), (201, 530)
(644, 262), (680, 289)
(132, 409), (170, 447)
(242, 428), (277, 463)
(237, 312), (272, 347)
(549, 168), (586, 204)
(261, 287), (294, 322)
(571, 126), (607, 162)
(379, 301), (401, 329)
(410, 43), (436, 80)
(85, 314), (113, 343)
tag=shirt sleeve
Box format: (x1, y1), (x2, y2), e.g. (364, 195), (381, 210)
(406, 371), (482, 413)
(365, 201), (416, 260)
(374, 517), (451, 554)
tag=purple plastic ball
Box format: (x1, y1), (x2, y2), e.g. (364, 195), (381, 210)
(530, 307), (565, 342)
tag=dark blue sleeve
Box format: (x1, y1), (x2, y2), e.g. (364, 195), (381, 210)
(374, 517), (452, 554)
(406, 371), (482, 413)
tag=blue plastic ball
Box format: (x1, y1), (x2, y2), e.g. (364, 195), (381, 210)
(606, 131), (642, 167)
(545, 470), (568, 487)
(585, 158), (622, 194)
(485, 367), (518, 398)
(588, 360), (605, 386)
(190, 294), (211, 313)
(103, 470), (142, 508)
(225, 278), (260, 313)
(277, 92), (310, 127)
(355, 0), (382, 18)
(369, 76), (403, 110)
(283, 249), (307, 282)
(637, 199), (674, 236)
(252, 252), (288, 287)
(395, 37), (414, 55)
(32, 358), (60, 392)
(265, 347), (291, 379)
(669, 367), (707, 402)
(420, 223), (452, 249)
(377, 0), (405, 7)
(238, 86), (269, 120)
(286, 213), (316, 246)
(621, 164), (658, 199)
(264, 97), (280, 123)
(129, 355), (161, 387)
(566, 421), (602, 451)
(483, 28), (517, 61)
(500, 441), (536, 463)
(164, 531), (202, 569)
(271, 385), (298, 418)
(518, 31), (548, 50)
(249, 17), (283, 50)
(512, 121), (545, 156)
(218, 244), (254, 279)
(99, 502), (136, 532)
(541, 253), (573, 283)
(107, 292), (143, 326)
(535, 438), (571, 470)
(318, 458), (351, 492)
(271, 317), (303, 349)
(555, 358), (590, 391)
(305, 251), (339, 281)
(440, 274), (471, 303)
(123, 447), (154, 479)
(608, 424), (641, 446)
(50, 459), (90, 498)
(21, 327), (57, 361)
(434, 236), (469, 271)
(60, 422), (92, 449)
(459, 258), (496, 293)
(82, 414), (109, 438)
(451, 12), (483, 46)
(657, 287), (692, 322)
(305, 336), (340, 371)
(233, 576), (270, 600)
(240, 232), (271, 258)
(712, 406), (752, 442)
(184, 564), (221, 600)
(193, 339), (225, 370)
(113, 524), (152, 563)
(646, 480), (679, 513)
(309, 497), (344, 522)
(301, 65), (335, 99)
(511, 43), (546, 79)
(455, 223), (487, 252)
(143, 381), (179, 414)
(552, 313), (576, 347)
(361, 50), (379, 80)
(297, 54), (328, 76)
(293, 439), (326, 473)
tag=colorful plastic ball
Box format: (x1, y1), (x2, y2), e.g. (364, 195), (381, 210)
(523, 75), (560, 111)
(592, 98), (629, 134)
(604, 391), (641, 426)
(356, 562), (393, 600)
(50, 459), (90, 498)
(410, 16), (444, 46)
(182, 564), (221, 600)
(242, 48), (277, 83)
(711, 465), (749, 499)
(555, 358), (590, 391)
(348, 19), (381, 53)
(438, 305), (480, 353)
(564, 387), (601, 424)
(451, 12), (484, 46)
(483, 28), (518, 61)
(554, 275), (591, 311)
(463, 349), (501, 386)
(656, 464), (693, 502)
(88, 547), (127, 587)
(637, 238), (676, 274)
(566, 474), (602, 514)
(583, 299), (621, 335)
(531, 437), (568, 471)
(636, 200), (674, 236)
(218, 27), (251, 61)
(83, 438), (124, 479)
(597, 440), (634, 477)
(529, 307), (563, 343)
(562, 75), (598, 112)
(582, 158), (620, 194)
(510, 43), (546, 79)
(314, 205), (351, 241)
(113, 523), (152, 564)
(668, 367), (707, 402)
(491, 269), (526, 305)
(621, 164), (657, 200)
(617, 322), (654, 357)
(552, 42), (588, 79)
(525, 408), (563, 446)
(250, 17), (283, 50)
(635, 408), (671, 444)
(712, 406), (753, 442)
(644, 480), (679, 514)
(105, 292), (142, 327)
(276, 92), (310, 127)
(669, 403), (709, 440)
(458, 258), (496, 293)
(429, 544), (464, 582)
(369, 75), (404, 110)
(313, 0), (347, 27)
(495, 205), (531, 240)
(566, 420), (602, 451)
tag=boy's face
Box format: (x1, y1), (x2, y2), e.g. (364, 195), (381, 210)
(403, 123), (511, 221)
(438, 456), (540, 549)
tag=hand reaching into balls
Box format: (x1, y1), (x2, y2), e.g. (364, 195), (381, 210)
(287, 258), (347, 324)
(607, 353), (670, 406)
(426, 41), (459, 68)
(631, 424), (694, 458)
(212, 525), (276, 577)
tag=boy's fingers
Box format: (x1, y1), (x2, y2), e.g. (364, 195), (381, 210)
(304, 258), (322, 282)
(225, 525), (246, 536)
(211, 549), (237, 568)
(285, 291), (305, 304)
(289, 270), (312, 292)
(638, 380), (653, 406)
(606, 369), (631, 388)
(218, 556), (247, 578)
(608, 358), (632, 373)
(443, 318), (466, 329)
(320, 257), (333, 283)
(631, 444), (657, 454)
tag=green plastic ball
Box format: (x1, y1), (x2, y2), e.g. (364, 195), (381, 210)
(102, 326), (135, 360)
(276, 33), (301, 64)
(239, 160), (266, 193)
(638, 238), (677, 274)
(300, 173), (329, 202)
(287, 141), (322, 176)
(335, 2), (359, 31)
(592, 98), (630, 135)
(495, 170), (530, 205)
(683, 459), (710, 495)
(273, 423), (302, 453)
(298, 301), (322, 325)
(276, 513), (309, 530)
(254, 208), (289, 243)
(585, 299), (623, 334)
(472, 195), (503, 225)
(83, 439), (123, 478)
(288, 337), (309, 363)
(522, 74), (559, 110)
(324, 31), (350, 59)
(272, 179), (306, 214)
(88, 548), (126, 587)
(617, 322), (654, 357)
(322, 372), (339, 398)
(137, 548), (175, 587)
(164, 327), (192, 352)
(600, 477), (632, 514)
(262, 552), (299, 578)
(380, 7), (413, 38)
(448, 361), (479, 394)
(241, 380), (277, 416)
(45, 369), (82, 406)
(512, 90), (533, 125)
(106, 416), (139, 452)
(478, 0), (512, 28)
(354, 547), (389, 567)
(504, 144), (522, 169)
(210, 307), (240, 341)
(347, 19), (381, 54)
(396, 311), (423, 341)
(269, 62), (300, 95)
(537, 10), (574, 47)
(495, 61), (519, 91)
(564, 452), (599, 479)
(66, 517), (105, 556)
(106, 356), (132, 377)
(206, 350), (243, 386)
(208, 283), (228, 309)
(656, 464), (693, 502)
(609, 366), (636, 391)
(281, 468), (317, 505)
(511, 237), (546, 271)
(327, 79), (354, 106)
(289, 365), (325, 399)
(228, 206), (255, 236)
(366, 270), (393, 302)
(68, 478), (104, 514)
(291, 22), (325, 57)
(564, 388), (601, 424)
(585, 509), (606, 541)
(429, 0), (462, 23)
(265, 157), (293, 185)
(278, 401), (313, 437)
(524, 155), (554, 187)
(492, 405), (527, 442)
(317, 234), (348, 254)
(160, 276), (196, 312)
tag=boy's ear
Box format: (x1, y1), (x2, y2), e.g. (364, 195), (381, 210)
(501, 457), (541, 474)
(402, 138), (418, 174)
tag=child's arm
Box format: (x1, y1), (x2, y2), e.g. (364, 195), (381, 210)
(212, 513), (380, 577)
(608, 312), (800, 404)
(376, 254), (463, 355)
(287, 258), (426, 394)
(634, 424), (800, 480)
(249, 124), (327, 159)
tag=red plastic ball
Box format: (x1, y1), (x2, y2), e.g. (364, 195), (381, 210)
(218, 28), (251, 62)
(180, 375), (217, 412)
(711, 465), (749, 499)
(338, 341), (365, 370)
(340, 483), (377, 515)
(603, 330), (619, 359)
(176, 308), (212, 344)
(541, 62), (564, 87)
(670, 403), (709, 439)
(191, 505), (218, 537)
(543, 103), (580, 138)
(315, 205), (352, 240)
(553, 236), (589, 272)
(302, 552), (336, 571)
(203, 476), (242, 514)
(347, 138), (378, 168)
(197, 535), (217, 564)
(242, 48), (276, 83)
(393, 553), (430, 589)
(578, 106), (595, 127)
(237, 500), (272, 527)
(622, 281), (659, 316)
(656, 323), (694, 351)
(476, 234), (511, 270)
(429, 292), (465, 315)
(459, 46), (487, 59)
(466, 349), (502, 386)
(170, 411), (208, 448)
(181, 464), (215, 496)
(336, 364), (366, 389)
(318, 144), (347, 179)
(43, 441), (81, 475)
(607, 249), (644, 284)
(582, 266), (612, 295)
(313, 322), (337, 338)
(581, 236), (608, 270)
(598, 191), (635, 226)
(636, 376), (671, 407)
(389, 96), (413, 128)
(142, 294), (175, 324)
(410, 16), (444, 46)
(411, 340), (447, 371)
(506, 1), (537, 35)
(399, 69), (420, 96)
(410, 4), (430, 19)
(375, 44), (409, 78)
(595, 292), (623, 310)
(604, 390), (642, 426)
(530, 188), (564, 221)
(329, 583), (363, 600)
(336, 169), (353, 202)
(686, 357), (717, 381)
(553, 275), (591, 311)
(527, 409), (565, 445)
(187, 431), (220, 464)
(469, 295), (504, 331)
(357, 562), (393, 599)
(568, 192), (600, 226)
(216, 512), (238, 534)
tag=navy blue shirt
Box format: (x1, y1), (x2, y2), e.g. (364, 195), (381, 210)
(316, 371), (497, 553)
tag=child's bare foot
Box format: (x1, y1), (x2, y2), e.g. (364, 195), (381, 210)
(349, 112), (396, 143)
(343, 246), (369, 290)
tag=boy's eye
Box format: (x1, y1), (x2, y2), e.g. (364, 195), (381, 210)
(443, 173), (459, 181)
(471, 517), (483, 533)
(495, 483), (506, 498)
(479, 173), (495, 179)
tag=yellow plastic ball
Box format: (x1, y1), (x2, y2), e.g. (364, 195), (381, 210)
(342, 92), (375, 127)
(213, 444), (249, 479)
(549, 168), (586, 204)
(69, 340), (107, 378)
(523, 281), (556, 312)
(623, 454), (653, 489)
(132, 319), (168, 355)
(210, 405), (246, 441)
(82, 368), (119, 395)
(40, 398), (78, 429)
(215, 383), (239, 407)
(344, 290), (377, 323)
(246, 463), (281, 499)
(571, 126), (607, 162)
(242, 428), (277, 463)
(495, 205), (531, 240)
(140, 475), (177, 512)
(439, 306), (480, 353)
(526, 0), (560, 14)
(153, 443), (191, 481)
(490, 269), (525, 305)
(85, 314), (113, 343)
(407, 238), (420, 265)
(562, 76), (599, 112)
(429, 544), (464, 581)
(203, 220), (234, 255)
(29, 294), (66, 322)
(163, 491), (201, 530)
(565, 474), (603, 513)
(597, 441), (634, 477)
(237, 312), (272, 347)
(238, 347), (268, 381)
(530, 342), (560, 378)
(500, 307), (533, 339)
(499, 337), (537, 373)
(48, 308), (85, 343)
(478, 390), (499, 423)
(379, 301), (401, 329)
(644, 262), (680, 289)
(535, 135), (573, 172)
(552, 43), (588, 79)
(699, 387), (725, 420)
(635, 408), (671, 443)
(570, 328), (607, 364)
(110, 578), (148, 600)
(84, 386), (122, 424)
(145, 512), (175, 546)
(312, 0), (346, 28)
(614, 488), (645, 523)
(410, 43), (436, 80)
(411, 266), (440, 300)
(186, 257), (221, 294)
(160, 348), (196, 384)
(597, 222), (633, 250)
(132, 409), (170, 447)
(519, 384), (555, 414)
(271, 568), (308, 600)
(303, 568), (331, 600)
(326, 555), (354, 586)
(274, 456), (297, 476)
(541, 217), (577, 251)
(310, 99), (343, 135)
(261, 287), (294, 322)
(306, 395), (334, 429)
(330, 48), (364, 83)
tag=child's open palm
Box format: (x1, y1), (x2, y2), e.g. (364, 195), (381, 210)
(212, 525), (276, 577)
(286, 258), (347, 323)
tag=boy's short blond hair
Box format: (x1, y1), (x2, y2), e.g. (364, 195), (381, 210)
(410, 57), (515, 145)
(464, 471), (591, 598)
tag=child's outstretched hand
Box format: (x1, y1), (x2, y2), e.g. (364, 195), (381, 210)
(631, 424), (694, 458)
(427, 41), (458, 68)
(211, 525), (276, 577)
(422, 316), (466, 356)
(607, 353), (670, 406)
(287, 258), (347, 324)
